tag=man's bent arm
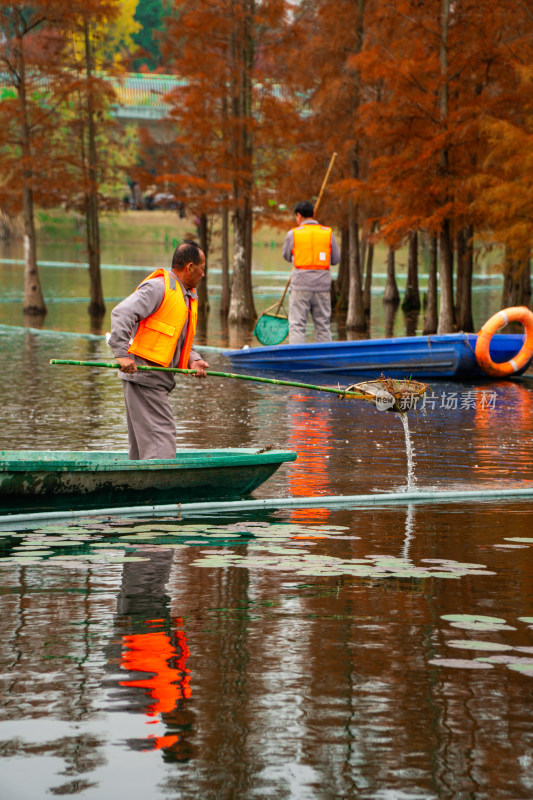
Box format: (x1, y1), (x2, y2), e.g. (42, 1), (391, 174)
(108, 281), (164, 358)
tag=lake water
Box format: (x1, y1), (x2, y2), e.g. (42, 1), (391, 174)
(1, 236), (533, 800)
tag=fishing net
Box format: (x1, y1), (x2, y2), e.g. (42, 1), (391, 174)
(344, 376), (429, 412)
(254, 312), (289, 346)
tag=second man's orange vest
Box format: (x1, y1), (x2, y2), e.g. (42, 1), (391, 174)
(292, 224), (332, 270)
(128, 269), (198, 368)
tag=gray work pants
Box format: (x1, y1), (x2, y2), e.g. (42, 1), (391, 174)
(122, 380), (176, 460)
(289, 289), (332, 345)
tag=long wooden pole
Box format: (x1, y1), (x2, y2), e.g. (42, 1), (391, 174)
(313, 151), (337, 217)
(50, 359), (373, 400)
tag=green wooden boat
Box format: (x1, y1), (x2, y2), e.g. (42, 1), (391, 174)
(0, 448), (297, 514)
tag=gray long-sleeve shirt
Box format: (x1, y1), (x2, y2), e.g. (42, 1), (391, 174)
(282, 219), (341, 292)
(108, 270), (201, 391)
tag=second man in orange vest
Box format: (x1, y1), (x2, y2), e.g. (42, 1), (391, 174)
(108, 241), (209, 460)
(282, 200), (340, 344)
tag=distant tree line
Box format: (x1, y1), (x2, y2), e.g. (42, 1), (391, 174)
(0, 0), (137, 322)
(1, 0), (533, 334)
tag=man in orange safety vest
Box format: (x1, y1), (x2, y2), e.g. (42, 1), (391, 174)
(108, 240), (209, 460)
(282, 201), (340, 344)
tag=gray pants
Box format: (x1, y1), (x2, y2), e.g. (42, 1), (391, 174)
(289, 289), (332, 345)
(122, 380), (176, 460)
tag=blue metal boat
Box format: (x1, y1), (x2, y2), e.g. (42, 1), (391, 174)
(223, 333), (531, 380)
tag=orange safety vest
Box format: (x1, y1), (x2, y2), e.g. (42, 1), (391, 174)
(128, 268), (198, 368)
(292, 224), (332, 270)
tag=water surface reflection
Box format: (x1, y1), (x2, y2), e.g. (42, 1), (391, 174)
(1, 506), (533, 798)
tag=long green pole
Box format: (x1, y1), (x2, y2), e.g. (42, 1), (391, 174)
(50, 358), (373, 400)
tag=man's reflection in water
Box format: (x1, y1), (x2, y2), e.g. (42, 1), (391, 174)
(113, 550), (195, 762)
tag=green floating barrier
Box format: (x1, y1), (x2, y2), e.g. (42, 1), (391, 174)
(2, 487), (533, 528)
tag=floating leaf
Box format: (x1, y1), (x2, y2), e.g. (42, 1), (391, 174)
(447, 569), (497, 576)
(476, 655), (533, 665)
(42, 541), (86, 548)
(449, 622), (516, 632)
(494, 544), (529, 549)
(428, 658), (494, 669)
(508, 663), (533, 675)
(518, 617), (533, 624)
(442, 614), (507, 624)
(422, 559), (488, 569)
(504, 538), (533, 543)
(447, 640), (513, 652)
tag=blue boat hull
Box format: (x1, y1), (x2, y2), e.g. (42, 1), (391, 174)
(223, 334), (531, 380)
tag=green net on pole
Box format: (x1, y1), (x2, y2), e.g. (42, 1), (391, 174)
(253, 313), (289, 346)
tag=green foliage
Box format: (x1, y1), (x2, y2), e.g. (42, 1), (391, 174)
(132, 0), (171, 71)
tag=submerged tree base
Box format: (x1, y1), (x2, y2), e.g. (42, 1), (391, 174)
(23, 305), (47, 318)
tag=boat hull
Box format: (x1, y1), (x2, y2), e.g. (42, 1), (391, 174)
(223, 333), (531, 380)
(0, 449), (297, 514)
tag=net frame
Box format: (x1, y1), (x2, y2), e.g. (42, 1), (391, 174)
(345, 376), (429, 412)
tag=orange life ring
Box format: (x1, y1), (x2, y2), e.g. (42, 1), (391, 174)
(475, 306), (533, 377)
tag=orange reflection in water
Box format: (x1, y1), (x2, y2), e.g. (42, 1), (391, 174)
(119, 617), (191, 751)
(288, 394), (331, 521)
(474, 383), (533, 476)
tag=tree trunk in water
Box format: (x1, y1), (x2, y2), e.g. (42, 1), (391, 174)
(423, 234), (438, 334)
(384, 300), (398, 337)
(228, 0), (256, 323)
(335, 225), (349, 311)
(244, 200), (254, 311)
(84, 20), (105, 319)
(456, 226), (474, 331)
(220, 205), (230, 317)
(437, 1), (454, 334)
(196, 212), (209, 313)
(229, 200), (255, 322)
(0, 209), (22, 240)
(15, 15), (46, 318)
(524, 258), (532, 307)
(501, 248), (532, 307)
(383, 247), (400, 305)
(346, 200), (366, 332)
(344, 0), (366, 331)
(363, 239), (374, 316)
(402, 231), (420, 311)
(437, 219), (455, 332)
